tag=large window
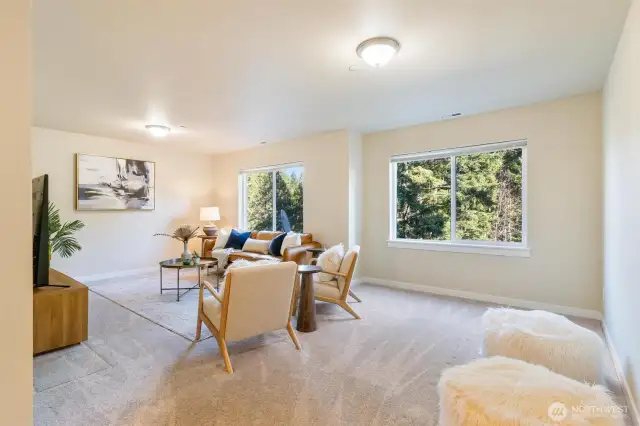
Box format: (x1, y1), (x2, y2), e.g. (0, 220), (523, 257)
(239, 163), (304, 232)
(389, 140), (528, 256)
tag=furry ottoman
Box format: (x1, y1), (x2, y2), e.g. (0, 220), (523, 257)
(438, 356), (624, 426)
(482, 308), (606, 383)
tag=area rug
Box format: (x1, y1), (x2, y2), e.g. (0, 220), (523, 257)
(88, 270), (219, 340)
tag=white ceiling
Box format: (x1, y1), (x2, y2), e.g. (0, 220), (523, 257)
(34, 0), (630, 153)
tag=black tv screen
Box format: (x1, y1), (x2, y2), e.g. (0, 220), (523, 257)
(32, 174), (50, 286)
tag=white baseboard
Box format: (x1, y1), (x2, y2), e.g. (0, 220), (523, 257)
(356, 276), (603, 320)
(603, 322), (640, 426)
(74, 266), (157, 283)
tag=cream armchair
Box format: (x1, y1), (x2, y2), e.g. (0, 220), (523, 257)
(195, 261), (301, 374)
(313, 245), (361, 320)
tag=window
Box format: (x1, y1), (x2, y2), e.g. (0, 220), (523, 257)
(389, 140), (528, 256)
(239, 163), (304, 232)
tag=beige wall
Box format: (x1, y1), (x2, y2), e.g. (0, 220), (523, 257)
(211, 131), (351, 246)
(362, 93), (603, 311)
(32, 128), (216, 278)
(0, 0), (32, 423)
(603, 0), (640, 410)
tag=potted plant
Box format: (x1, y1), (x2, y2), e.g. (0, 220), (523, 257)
(154, 225), (200, 261)
(48, 202), (85, 259)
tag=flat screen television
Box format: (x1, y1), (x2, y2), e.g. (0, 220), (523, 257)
(32, 175), (50, 287)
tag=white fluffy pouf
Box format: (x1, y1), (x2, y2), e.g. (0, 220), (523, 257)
(482, 308), (606, 383)
(438, 356), (624, 426)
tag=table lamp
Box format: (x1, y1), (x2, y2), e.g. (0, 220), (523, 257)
(200, 207), (220, 236)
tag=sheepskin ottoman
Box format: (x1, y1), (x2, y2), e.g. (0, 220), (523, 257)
(482, 308), (606, 383)
(438, 356), (624, 426)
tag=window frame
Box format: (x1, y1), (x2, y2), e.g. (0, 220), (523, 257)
(238, 162), (304, 231)
(388, 140), (529, 257)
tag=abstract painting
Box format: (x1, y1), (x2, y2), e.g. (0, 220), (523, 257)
(76, 154), (155, 210)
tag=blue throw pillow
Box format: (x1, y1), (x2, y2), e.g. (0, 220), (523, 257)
(224, 229), (252, 250)
(268, 232), (287, 256)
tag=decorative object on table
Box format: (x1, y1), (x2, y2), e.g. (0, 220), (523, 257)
(200, 206), (221, 236)
(159, 258), (217, 302)
(192, 250), (201, 264)
(48, 201), (85, 260)
(154, 225), (200, 261)
(75, 153), (155, 210)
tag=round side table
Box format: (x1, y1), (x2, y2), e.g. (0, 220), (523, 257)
(296, 264), (322, 332)
(159, 258), (217, 302)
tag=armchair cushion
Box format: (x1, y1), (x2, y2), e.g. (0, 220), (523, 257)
(314, 280), (341, 299)
(317, 244), (344, 282)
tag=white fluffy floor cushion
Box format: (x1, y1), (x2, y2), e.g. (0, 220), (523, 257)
(482, 308), (606, 383)
(438, 356), (624, 426)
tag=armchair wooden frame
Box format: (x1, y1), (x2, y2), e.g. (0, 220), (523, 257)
(195, 274), (301, 374)
(312, 250), (361, 320)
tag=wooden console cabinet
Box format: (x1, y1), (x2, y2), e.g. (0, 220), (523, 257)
(33, 269), (88, 355)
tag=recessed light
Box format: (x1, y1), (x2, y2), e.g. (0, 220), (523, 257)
(260, 141), (267, 145)
(356, 37), (401, 68)
(145, 124), (171, 138)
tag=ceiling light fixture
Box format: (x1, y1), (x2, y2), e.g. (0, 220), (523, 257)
(145, 124), (171, 138)
(356, 37), (401, 68)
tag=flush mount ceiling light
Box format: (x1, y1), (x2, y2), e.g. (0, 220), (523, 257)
(356, 37), (401, 68)
(145, 124), (171, 138)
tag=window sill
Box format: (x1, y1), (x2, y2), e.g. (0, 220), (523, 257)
(387, 239), (531, 257)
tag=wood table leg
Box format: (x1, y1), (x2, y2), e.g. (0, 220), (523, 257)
(297, 272), (317, 332)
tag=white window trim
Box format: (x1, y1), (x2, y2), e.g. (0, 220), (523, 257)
(389, 139), (529, 257)
(238, 162), (304, 231)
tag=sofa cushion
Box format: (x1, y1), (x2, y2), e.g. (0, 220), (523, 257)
(281, 232), (302, 253)
(230, 251), (281, 262)
(225, 229), (252, 250)
(314, 281), (341, 299)
(213, 228), (231, 249)
(242, 238), (270, 254)
(256, 231), (283, 241)
(268, 232), (287, 256)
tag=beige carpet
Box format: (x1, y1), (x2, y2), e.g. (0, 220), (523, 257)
(33, 273), (632, 425)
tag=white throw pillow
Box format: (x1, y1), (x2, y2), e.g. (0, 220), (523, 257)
(280, 232), (302, 254)
(213, 228), (231, 249)
(242, 238), (270, 254)
(317, 243), (344, 282)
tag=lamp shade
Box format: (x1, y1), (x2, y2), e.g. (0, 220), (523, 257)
(200, 207), (220, 221)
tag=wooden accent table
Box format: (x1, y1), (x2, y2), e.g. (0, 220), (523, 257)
(33, 269), (88, 355)
(197, 235), (217, 255)
(296, 265), (322, 332)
